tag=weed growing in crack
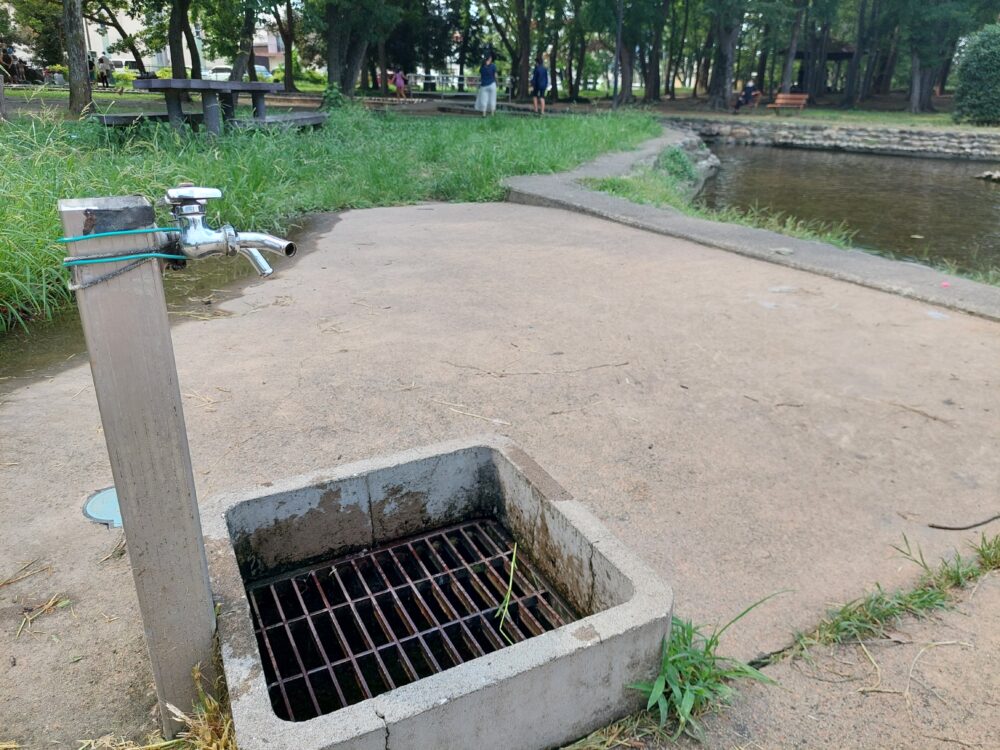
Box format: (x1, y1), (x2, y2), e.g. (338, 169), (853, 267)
(624, 594), (779, 741)
(973, 532), (1000, 569)
(794, 531), (1000, 653)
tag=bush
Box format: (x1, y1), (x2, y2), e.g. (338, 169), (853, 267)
(273, 59), (325, 85)
(321, 83), (345, 109)
(154, 67), (190, 79)
(113, 69), (138, 84)
(954, 24), (1000, 125)
(47, 64), (68, 76)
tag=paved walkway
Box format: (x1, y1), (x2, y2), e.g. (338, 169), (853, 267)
(2, 203), (998, 746)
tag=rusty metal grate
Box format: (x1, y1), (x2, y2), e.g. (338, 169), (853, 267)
(246, 517), (576, 722)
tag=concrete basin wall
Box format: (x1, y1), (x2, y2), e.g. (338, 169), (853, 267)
(202, 436), (673, 750)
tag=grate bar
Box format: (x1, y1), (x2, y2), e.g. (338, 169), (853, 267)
(290, 576), (349, 708)
(247, 518), (576, 722)
(367, 551), (447, 674)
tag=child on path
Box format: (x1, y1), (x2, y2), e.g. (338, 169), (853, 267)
(475, 53), (497, 116)
(531, 56), (548, 115)
(392, 68), (407, 99)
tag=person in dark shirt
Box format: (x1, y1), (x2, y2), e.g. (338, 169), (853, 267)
(734, 74), (758, 112)
(476, 53), (497, 116)
(531, 55), (549, 115)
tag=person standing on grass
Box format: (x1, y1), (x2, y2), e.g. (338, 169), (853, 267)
(476, 53), (497, 117)
(531, 56), (549, 115)
(97, 55), (112, 88)
(392, 67), (407, 99)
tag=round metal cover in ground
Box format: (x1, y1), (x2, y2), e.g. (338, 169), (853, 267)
(83, 487), (122, 528)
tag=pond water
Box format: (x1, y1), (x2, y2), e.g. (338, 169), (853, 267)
(699, 144), (1000, 274)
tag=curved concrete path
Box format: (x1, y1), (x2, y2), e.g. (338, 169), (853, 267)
(505, 127), (1000, 323)
(2, 202), (998, 746)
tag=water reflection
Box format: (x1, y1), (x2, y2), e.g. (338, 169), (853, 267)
(699, 144), (1000, 272)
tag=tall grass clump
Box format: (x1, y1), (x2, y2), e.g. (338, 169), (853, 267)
(0, 107), (659, 332)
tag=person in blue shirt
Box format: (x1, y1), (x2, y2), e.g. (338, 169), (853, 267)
(476, 53), (498, 116)
(531, 56), (549, 115)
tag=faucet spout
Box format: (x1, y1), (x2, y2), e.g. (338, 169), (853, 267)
(165, 185), (297, 276)
(236, 232), (297, 259)
(234, 232), (297, 277)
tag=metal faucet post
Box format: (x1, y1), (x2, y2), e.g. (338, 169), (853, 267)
(165, 185), (297, 276)
(58, 187), (297, 736)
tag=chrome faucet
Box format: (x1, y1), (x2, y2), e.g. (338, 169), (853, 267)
(165, 185), (297, 277)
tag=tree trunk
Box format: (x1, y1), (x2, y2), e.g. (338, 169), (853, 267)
(780, 5), (804, 94)
(182, 10), (201, 79)
(341, 35), (369, 95)
(669, 0), (688, 98)
(918, 63), (936, 112)
(908, 50), (921, 113)
(378, 39), (388, 95)
(874, 28), (898, 95)
(324, 5), (346, 88)
(618, 41), (634, 105)
(708, 21), (738, 110)
(645, 0), (669, 101)
(549, 22), (560, 99)
(274, 1), (298, 92)
(510, 0), (532, 99)
(808, 22), (829, 100)
(938, 42), (956, 95)
(756, 25), (770, 92)
(231, 3), (257, 84)
(63, 0), (92, 114)
(694, 27), (713, 97)
(841, 0), (867, 105)
(572, 33), (585, 99)
(168, 0), (188, 77)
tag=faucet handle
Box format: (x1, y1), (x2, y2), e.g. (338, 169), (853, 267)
(165, 186), (223, 204)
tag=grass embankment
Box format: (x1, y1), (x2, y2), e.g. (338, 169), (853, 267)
(587, 147), (857, 248)
(0, 107), (659, 332)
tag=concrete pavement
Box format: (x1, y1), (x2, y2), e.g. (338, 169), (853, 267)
(2, 202), (998, 746)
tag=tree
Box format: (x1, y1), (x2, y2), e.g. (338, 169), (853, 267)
(705, 0), (745, 109)
(903, 0), (979, 113)
(63, 0), (92, 113)
(83, 0), (147, 73)
(480, 0), (533, 98)
(954, 22), (1000, 124)
(271, 0), (298, 91)
(10, 0), (65, 66)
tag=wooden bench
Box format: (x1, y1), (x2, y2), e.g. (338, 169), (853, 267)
(766, 93), (808, 114)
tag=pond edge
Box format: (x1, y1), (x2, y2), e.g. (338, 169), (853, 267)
(503, 125), (1000, 324)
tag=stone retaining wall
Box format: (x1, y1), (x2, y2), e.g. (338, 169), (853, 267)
(663, 116), (1000, 161)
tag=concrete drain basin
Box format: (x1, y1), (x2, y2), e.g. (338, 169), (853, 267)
(204, 438), (672, 750)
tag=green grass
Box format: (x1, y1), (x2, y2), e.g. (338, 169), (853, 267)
(0, 106), (658, 332)
(586, 151), (857, 248)
(568, 597), (777, 747)
(793, 532), (1000, 653)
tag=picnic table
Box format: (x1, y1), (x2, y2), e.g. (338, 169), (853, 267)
(126, 78), (325, 135)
